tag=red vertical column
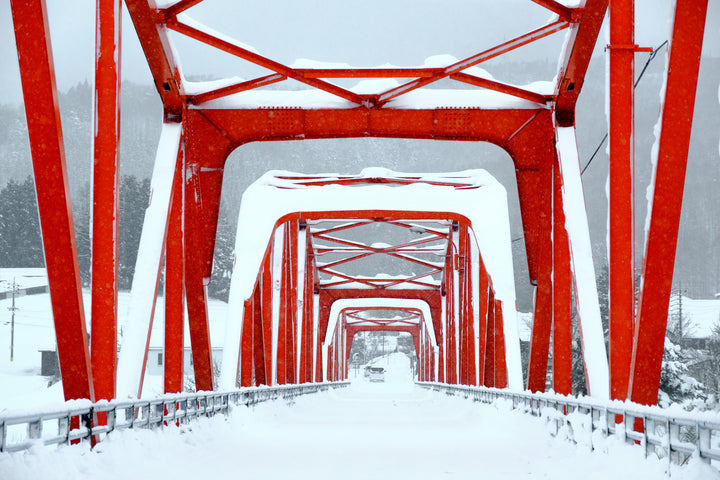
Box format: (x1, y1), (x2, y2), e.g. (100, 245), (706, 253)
(445, 242), (457, 384)
(629, 0), (708, 406)
(457, 225), (468, 385)
(608, 0), (637, 401)
(493, 299), (508, 389)
(164, 159), (184, 393)
(483, 290), (496, 388)
(286, 221), (298, 383)
(419, 328), (425, 381)
(476, 259), (489, 386)
(527, 165), (553, 392)
(260, 249), (273, 385)
(90, 0), (121, 402)
(300, 230), (315, 383)
(252, 284), (266, 386)
(184, 163), (214, 391)
(553, 152), (573, 395)
(465, 229), (476, 386)
(11, 0), (94, 402)
(240, 297), (254, 387)
(276, 226), (289, 385)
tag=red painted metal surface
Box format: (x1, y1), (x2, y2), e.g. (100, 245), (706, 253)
(554, 0), (609, 126)
(90, 0), (121, 404)
(552, 152), (573, 396)
(608, 0), (637, 402)
(527, 164), (553, 392)
(629, 0), (709, 406)
(16, 0), (711, 407)
(11, 0), (95, 403)
(164, 160), (185, 394)
(183, 163), (215, 391)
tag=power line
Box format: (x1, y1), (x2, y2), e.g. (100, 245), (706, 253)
(580, 41), (669, 176)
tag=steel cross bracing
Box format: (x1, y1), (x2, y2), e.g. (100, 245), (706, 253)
(8, 0), (712, 434)
(217, 170), (519, 390)
(308, 218), (451, 290)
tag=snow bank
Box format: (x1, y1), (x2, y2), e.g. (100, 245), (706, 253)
(3, 384), (713, 480)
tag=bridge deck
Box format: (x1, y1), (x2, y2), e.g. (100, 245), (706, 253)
(3, 357), (704, 479)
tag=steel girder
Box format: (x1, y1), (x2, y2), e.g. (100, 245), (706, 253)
(15, 0), (710, 406)
(230, 206), (516, 388)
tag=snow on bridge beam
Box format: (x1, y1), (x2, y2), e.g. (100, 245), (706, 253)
(630, 0), (709, 407)
(220, 170), (523, 391)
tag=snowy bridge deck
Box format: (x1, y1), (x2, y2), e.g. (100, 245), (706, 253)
(2, 378), (716, 479)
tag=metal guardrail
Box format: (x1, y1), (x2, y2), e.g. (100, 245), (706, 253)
(418, 382), (720, 467)
(0, 382), (349, 453)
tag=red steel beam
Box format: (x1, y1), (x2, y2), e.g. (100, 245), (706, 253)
(607, 0), (636, 402)
(184, 163), (214, 391)
(300, 230), (315, 383)
(276, 228), (289, 385)
(629, 0), (708, 406)
(296, 68), (442, 79)
(476, 259), (489, 386)
(526, 164), (553, 392)
(378, 19), (569, 104)
(445, 241), (457, 384)
(188, 73), (287, 105)
(240, 297), (254, 387)
(124, 0), (184, 115)
(483, 290), (496, 387)
(531, 0), (575, 20)
(261, 249), (274, 384)
(450, 72), (551, 105)
(553, 152), (573, 395)
(11, 0), (95, 402)
(90, 0), (121, 403)
(166, 18), (366, 106)
(555, 0), (609, 126)
(164, 153), (185, 393)
(286, 221), (299, 383)
(159, 0), (203, 18)
(252, 285), (267, 385)
(493, 299), (508, 388)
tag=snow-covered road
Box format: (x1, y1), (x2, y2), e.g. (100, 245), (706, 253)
(1, 354), (717, 479)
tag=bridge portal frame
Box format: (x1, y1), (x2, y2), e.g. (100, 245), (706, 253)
(10, 0), (709, 408)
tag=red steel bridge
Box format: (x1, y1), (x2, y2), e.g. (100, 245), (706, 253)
(7, 0), (712, 422)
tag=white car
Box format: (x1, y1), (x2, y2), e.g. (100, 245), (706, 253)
(368, 367), (385, 382)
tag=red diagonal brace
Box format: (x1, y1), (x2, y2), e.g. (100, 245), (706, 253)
(11, 0), (95, 403)
(378, 20), (569, 104)
(629, 0), (709, 406)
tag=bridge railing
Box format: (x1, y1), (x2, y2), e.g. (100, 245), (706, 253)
(419, 382), (720, 466)
(0, 382), (349, 453)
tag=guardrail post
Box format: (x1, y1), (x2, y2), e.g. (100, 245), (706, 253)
(698, 426), (710, 464)
(669, 422), (680, 464)
(28, 419), (42, 443)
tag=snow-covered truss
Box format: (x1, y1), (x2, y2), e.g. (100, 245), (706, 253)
(219, 170), (523, 390)
(8, 0), (712, 421)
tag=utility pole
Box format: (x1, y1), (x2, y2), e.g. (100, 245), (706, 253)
(8, 277), (19, 362)
(677, 283), (684, 338)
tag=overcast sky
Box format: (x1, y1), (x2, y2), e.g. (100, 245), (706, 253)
(1, 0), (718, 105)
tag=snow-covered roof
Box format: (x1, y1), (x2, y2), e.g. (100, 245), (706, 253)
(0, 268), (48, 294)
(674, 297), (720, 339)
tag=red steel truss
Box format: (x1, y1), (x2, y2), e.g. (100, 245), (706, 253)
(9, 0), (711, 409)
(227, 197), (514, 388)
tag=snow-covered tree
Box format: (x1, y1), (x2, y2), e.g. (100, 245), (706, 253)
(658, 337), (704, 408)
(0, 175), (44, 267)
